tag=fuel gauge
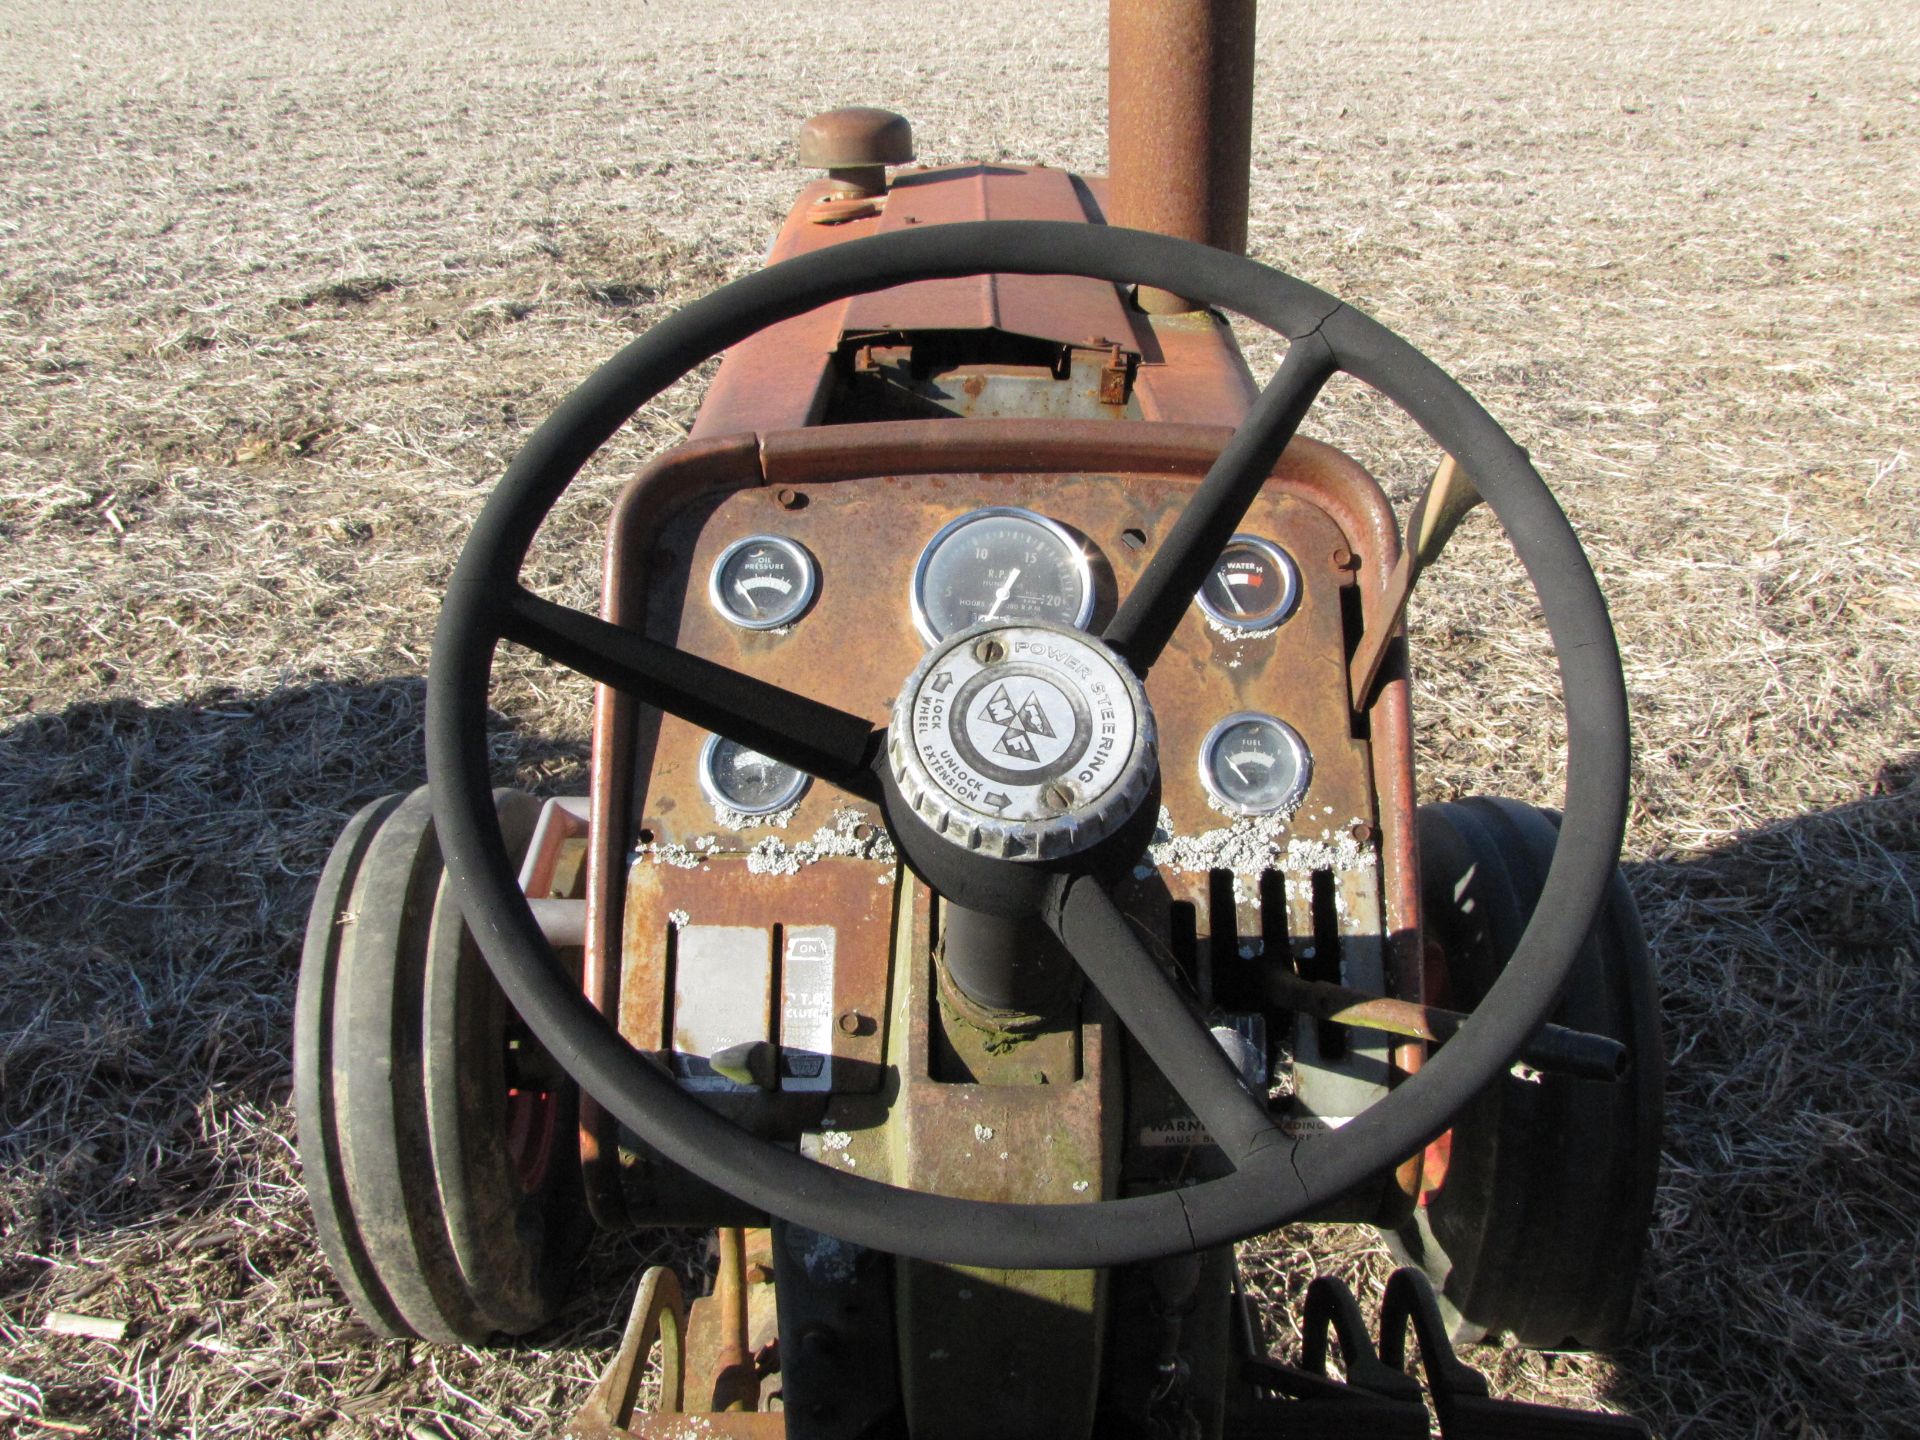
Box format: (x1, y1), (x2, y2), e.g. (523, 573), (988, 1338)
(1197, 535), (1300, 631)
(700, 734), (811, 816)
(709, 535), (818, 630)
(1198, 712), (1312, 816)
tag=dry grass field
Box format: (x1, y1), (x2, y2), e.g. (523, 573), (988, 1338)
(3, 0), (1916, 1435)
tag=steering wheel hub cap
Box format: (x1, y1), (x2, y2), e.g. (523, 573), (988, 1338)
(888, 622), (1155, 860)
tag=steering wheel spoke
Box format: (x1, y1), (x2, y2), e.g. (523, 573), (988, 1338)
(499, 586), (884, 801)
(1047, 874), (1286, 1168)
(1103, 330), (1337, 674)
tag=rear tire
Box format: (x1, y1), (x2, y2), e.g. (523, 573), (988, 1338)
(295, 787), (586, 1343)
(1389, 797), (1663, 1350)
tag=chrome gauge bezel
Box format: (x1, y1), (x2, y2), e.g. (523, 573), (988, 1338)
(1197, 710), (1313, 817)
(1195, 534), (1301, 632)
(698, 733), (811, 816)
(707, 534), (819, 631)
(909, 505), (1096, 646)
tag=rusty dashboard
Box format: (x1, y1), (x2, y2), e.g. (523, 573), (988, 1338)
(576, 419), (1419, 1225)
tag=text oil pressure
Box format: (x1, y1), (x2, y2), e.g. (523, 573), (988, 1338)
(709, 535), (818, 630)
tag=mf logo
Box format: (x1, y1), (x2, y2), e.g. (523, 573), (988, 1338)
(977, 683), (1058, 762)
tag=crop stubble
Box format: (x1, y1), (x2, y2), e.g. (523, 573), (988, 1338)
(1, 1), (1915, 1435)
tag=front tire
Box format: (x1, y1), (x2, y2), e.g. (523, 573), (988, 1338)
(295, 787), (586, 1343)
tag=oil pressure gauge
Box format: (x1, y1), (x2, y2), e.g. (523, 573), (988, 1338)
(911, 506), (1094, 645)
(1197, 535), (1300, 631)
(1198, 712), (1312, 816)
(709, 535), (818, 630)
(699, 734), (810, 816)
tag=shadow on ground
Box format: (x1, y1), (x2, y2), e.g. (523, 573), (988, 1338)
(0, 678), (587, 1264)
(2, 684), (1914, 1435)
(1602, 755), (1919, 1436)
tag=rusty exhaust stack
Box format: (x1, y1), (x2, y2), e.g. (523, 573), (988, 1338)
(1108, 0), (1256, 313)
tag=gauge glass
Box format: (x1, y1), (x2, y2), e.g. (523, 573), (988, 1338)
(709, 535), (818, 630)
(699, 734), (810, 816)
(1196, 535), (1300, 631)
(911, 507), (1094, 645)
(1198, 712), (1312, 816)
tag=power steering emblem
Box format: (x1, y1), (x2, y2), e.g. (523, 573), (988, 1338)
(889, 622), (1156, 860)
(954, 667), (1084, 783)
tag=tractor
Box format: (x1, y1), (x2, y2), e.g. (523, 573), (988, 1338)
(294, 3), (1662, 1434)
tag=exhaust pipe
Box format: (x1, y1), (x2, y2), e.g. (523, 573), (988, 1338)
(1107, 0), (1256, 313)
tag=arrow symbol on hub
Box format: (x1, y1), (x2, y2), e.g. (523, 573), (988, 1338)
(930, 672), (954, 693)
(983, 791), (1011, 810)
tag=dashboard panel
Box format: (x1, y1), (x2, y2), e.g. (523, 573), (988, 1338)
(583, 434), (1415, 1220)
(632, 467), (1370, 848)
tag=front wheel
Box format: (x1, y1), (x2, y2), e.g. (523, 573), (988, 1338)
(294, 787), (587, 1343)
(1390, 798), (1664, 1349)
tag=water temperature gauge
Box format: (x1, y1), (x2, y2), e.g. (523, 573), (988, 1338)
(709, 535), (818, 630)
(1196, 535), (1300, 631)
(699, 734), (811, 816)
(1198, 711), (1312, 816)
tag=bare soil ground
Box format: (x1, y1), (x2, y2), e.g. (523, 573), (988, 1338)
(2, 1), (1915, 1435)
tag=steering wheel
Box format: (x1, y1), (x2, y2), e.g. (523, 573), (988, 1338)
(426, 221), (1628, 1270)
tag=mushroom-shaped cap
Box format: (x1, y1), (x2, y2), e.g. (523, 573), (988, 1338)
(797, 107), (914, 170)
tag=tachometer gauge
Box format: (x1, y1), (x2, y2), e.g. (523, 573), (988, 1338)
(709, 535), (818, 630)
(1196, 535), (1300, 631)
(910, 506), (1094, 645)
(699, 734), (810, 816)
(1198, 712), (1312, 816)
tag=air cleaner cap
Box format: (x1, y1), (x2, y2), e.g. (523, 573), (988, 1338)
(888, 622), (1156, 861)
(796, 107), (914, 171)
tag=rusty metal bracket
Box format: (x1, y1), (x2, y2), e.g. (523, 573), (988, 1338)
(1098, 342), (1133, 405)
(569, 1266), (688, 1436)
(696, 1227), (762, 1415)
(1350, 452), (1486, 708)
(808, 192), (887, 226)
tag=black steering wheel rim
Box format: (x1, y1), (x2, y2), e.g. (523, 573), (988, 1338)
(426, 220), (1629, 1270)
